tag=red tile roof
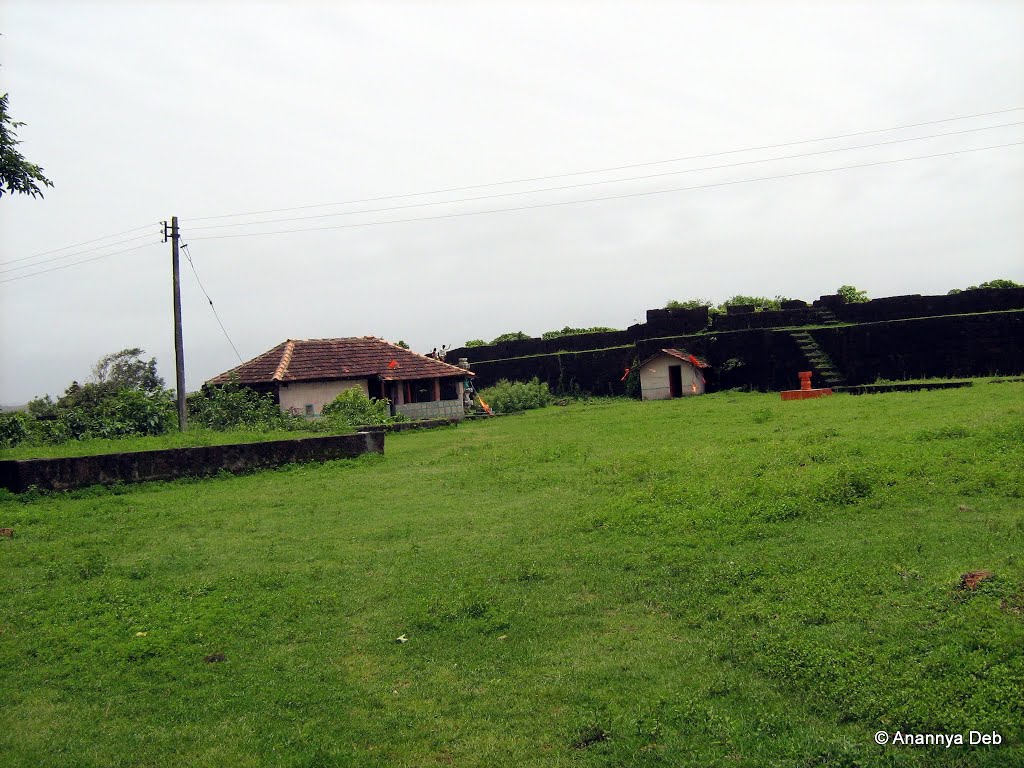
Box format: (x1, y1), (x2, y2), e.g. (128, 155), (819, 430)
(638, 349), (710, 368)
(207, 337), (473, 386)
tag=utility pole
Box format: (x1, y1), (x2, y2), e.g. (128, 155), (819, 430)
(162, 216), (187, 431)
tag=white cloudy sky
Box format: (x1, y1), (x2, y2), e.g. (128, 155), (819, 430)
(1, 1), (1022, 403)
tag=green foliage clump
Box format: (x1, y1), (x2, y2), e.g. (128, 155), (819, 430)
(837, 285), (869, 303)
(948, 278), (1022, 294)
(490, 331), (531, 344)
(0, 411), (30, 448)
(540, 326), (617, 341)
(624, 358), (641, 399)
(9, 374), (177, 447)
(91, 348), (164, 391)
(321, 388), (396, 427)
(1, 92), (53, 198)
(665, 299), (712, 310)
(667, 296), (794, 314)
(477, 377), (553, 414)
(187, 380), (290, 431)
(464, 339), (487, 348)
(720, 295), (794, 312)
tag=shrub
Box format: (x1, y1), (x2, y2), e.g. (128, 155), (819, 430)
(665, 299), (712, 310)
(92, 389), (177, 438)
(949, 278), (1022, 294)
(540, 326), (617, 340)
(490, 332), (531, 344)
(720, 295), (795, 312)
(0, 411), (30, 448)
(464, 339), (487, 348)
(321, 388), (394, 427)
(478, 377), (552, 414)
(837, 285), (869, 303)
(625, 358), (641, 399)
(187, 380), (289, 431)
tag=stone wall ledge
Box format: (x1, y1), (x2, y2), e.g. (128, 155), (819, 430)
(0, 432), (384, 493)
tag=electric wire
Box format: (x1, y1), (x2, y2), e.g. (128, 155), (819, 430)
(181, 243), (244, 363)
(1, 222), (159, 266)
(185, 106), (1024, 223)
(186, 140), (1024, 243)
(0, 242), (161, 284)
(0, 231), (160, 274)
(184, 120), (1024, 233)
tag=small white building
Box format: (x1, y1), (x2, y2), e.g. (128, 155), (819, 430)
(638, 349), (709, 400)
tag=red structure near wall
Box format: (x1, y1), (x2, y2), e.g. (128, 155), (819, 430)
(780, 371), (833, 401)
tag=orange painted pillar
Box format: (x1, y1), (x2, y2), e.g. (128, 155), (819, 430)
(432, 378), (441, 401)
(799, 371), (813, 391)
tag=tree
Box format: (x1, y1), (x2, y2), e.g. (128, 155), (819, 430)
(0, 93), (53, 198)
(836, 285), (869, 303)
(491, 331), (531, 344)
(91, 348), (164, 392)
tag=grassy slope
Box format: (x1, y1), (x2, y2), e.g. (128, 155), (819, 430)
(1, 386), (1022, 767)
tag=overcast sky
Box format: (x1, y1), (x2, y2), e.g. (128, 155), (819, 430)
(1, 1), (1022, 403)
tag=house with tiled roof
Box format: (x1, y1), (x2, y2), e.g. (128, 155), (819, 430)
(207, 337), (473, 420)
(637, 349), (709, 400)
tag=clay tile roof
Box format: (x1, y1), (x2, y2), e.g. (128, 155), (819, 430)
(638, 348), (710, 369)
(206, 337), (473, 386)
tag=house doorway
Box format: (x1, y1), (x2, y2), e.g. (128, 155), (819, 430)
(668, 365), (683, 398)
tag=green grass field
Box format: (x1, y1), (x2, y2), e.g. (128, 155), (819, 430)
(1, 385), (1022, 767)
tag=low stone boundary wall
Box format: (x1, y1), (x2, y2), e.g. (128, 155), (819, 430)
(358, 418), (459, 433)
(0, 432), (385, 493)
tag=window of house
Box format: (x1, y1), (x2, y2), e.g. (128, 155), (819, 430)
(305, 404), (314, 416)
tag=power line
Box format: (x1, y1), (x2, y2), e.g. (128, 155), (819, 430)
(186, 141), (1024, 243)
(185, 106), (1024, 223)
(185, 120), (1024, 233)
(181, 243), (244, 363)
(0, 242), (161, 284)
(0, 231), (159, 275)
(1, 222), (158, 266)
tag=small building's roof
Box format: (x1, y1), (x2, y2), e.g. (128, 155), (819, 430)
(207, 337), (473, 386)
(638, 348), (710, 369)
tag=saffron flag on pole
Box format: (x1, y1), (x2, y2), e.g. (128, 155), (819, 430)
(477, 395), (494, 416)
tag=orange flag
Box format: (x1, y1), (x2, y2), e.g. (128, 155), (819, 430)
(477, 395), (494, 416)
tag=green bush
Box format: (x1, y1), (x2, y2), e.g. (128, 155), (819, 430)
(624, 358), (641, 400)
(540, 326), (617, 341)
(478, 377), (553, 414)
(321, 388), (395, 427)
(490, 331), (531, 344)
(92, 389), (177, 438)
(837, 285), (869, 303)
(187, 380), (290, 431)
(464, 339), (487, 348)
(0, 411), (30, 448)
(665, 299), (712, 310)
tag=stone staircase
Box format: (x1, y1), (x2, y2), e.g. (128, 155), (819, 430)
(789, 331), (846, 388)
(811, 307), (842, 325)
